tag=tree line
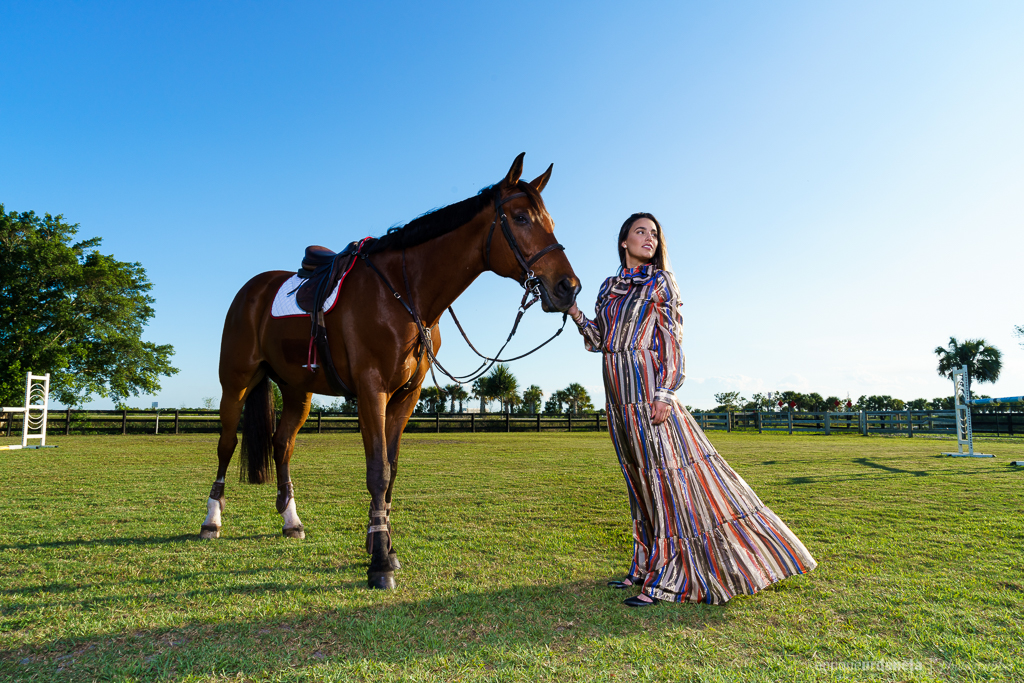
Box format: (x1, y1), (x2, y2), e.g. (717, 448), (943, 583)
(293, 364), (597, 416)
(705, 335), (1012, 413)
(706, 390), (957, 413)
(415, 364), (595, 415)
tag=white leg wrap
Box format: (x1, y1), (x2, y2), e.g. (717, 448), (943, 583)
(281, 497), (302, 529)
(204, 498), (222, 528)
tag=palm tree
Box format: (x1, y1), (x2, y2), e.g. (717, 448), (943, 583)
(487, 364), (519, 413)
(471, 377), (490, 413)
(934, 337), (1002, 386)
(418, 385), (446, 413)
(522, 385), (543, 415)
(444, 383), (469, 413)
(544, 389), (567, 414)
(563, 382), (594, 415)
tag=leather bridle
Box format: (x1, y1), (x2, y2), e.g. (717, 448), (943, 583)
(484, 188), (566, 294)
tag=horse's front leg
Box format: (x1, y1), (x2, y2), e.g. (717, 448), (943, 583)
(274, 386), (313, 538)
(379, 386), (421, 572)
(358, 390), (396, 589)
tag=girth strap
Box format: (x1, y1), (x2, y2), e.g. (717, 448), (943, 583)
(302, 238), (375, 398)
(313, 320), (356, 398)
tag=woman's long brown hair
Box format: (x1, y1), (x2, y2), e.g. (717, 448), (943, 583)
(617, 212), (667, 270)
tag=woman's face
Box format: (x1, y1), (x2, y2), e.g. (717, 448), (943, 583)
(621, 217), (658, 267)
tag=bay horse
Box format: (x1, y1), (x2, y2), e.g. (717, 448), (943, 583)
(199, 154), (580, 589)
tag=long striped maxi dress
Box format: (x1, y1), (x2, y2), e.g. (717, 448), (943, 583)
(574, 264), (816, 604)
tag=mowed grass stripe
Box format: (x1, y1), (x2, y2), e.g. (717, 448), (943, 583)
(1, 433), (1022, 682)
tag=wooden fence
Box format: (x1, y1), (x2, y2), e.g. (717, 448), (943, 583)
(2, 408), (1022, 438)
(692, 409), (1022, 437)
(0, 409), (608, 436)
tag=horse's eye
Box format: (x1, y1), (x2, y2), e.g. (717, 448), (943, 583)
(514, 214), (529, 224)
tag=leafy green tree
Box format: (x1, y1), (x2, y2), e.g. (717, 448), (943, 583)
(748, 392), (774, 411)
(0, 205), (177, 406)
(857, 395), (904, 411)
(803, 393), (827, 412)
(934, 337), (1002, 386)
(908, 398), (931, 410)
(522, 385), (544, 415)
(271, 381), (284, 413)
(776, 391), (805, 411)
(824, 396), (843, 412)
(713, 391), (744, 412)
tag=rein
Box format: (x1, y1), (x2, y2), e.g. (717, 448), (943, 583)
(360, 188), (569, 386)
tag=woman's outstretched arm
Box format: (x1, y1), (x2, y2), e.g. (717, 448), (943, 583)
(569, 278), (611, 353)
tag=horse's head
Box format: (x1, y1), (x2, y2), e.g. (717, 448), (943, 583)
(486, 153), (581, 312)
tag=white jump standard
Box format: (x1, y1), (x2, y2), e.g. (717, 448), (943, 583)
(941, 364), (1023, 459)
(1, 372), (58, 451)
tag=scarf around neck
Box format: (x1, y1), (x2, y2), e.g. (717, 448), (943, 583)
(610, 263), (656, 295)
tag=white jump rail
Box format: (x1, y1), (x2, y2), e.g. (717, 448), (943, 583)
(941, 364), (1023, 461)
(1, 372), (57, 451)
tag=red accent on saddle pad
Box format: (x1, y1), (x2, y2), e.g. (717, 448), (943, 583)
(272, 236), (374, 319)
(332, 236), (372, 297)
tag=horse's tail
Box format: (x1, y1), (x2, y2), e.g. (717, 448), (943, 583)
(240, 374), (276, 484)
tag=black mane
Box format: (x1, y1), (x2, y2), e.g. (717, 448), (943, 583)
(365, 185), (499, 254)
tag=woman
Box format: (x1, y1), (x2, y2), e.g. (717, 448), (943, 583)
(567, 213), (816, 606)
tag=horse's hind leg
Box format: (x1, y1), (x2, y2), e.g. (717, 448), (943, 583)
(274, 386), (312, 539)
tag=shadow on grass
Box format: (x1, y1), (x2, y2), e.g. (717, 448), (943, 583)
(780, 457), (1006, 485)
(0, 565), (366, 600)
(0, 533), (278, 552)
(852, 458), (929, 477)
(0, 581), (742, 682)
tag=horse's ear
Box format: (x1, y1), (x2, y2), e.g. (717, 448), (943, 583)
(529, 163), (553, 193)
(503, 152), (526, 187)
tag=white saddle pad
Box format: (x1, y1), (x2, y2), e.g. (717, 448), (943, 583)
(270, 274), (342, 319)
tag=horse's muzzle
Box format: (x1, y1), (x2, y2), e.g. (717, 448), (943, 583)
(539, 276), (581, 313)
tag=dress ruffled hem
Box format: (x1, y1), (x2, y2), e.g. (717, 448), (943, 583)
(634, 505), (817, 604)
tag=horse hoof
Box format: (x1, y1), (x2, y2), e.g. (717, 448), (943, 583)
(367, 572), (397, 590)
(282, 525), (305, 539)
(199, 524), (221, 540)
(388, 551), (401, 571)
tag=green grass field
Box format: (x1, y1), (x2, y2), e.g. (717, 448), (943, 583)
(2, 432), (1023, 682)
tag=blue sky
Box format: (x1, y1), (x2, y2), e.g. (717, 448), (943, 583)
(2, 1), (1022, 410)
